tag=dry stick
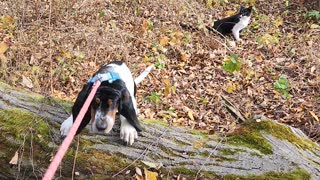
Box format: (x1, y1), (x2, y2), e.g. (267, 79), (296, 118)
(71, 136), (80, 180)
(48, 0), (53, 94)
(30, 128), (38, 180)
(195, 134), (226, 179)
(112, 128), (168, 177)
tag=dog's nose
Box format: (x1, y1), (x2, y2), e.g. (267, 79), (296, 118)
(96, 119), (108, 130)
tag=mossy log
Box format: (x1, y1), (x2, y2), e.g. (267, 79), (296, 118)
(1, 81), (320, 179)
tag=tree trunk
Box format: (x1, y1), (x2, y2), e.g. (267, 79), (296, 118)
(1, 81), (320, 179)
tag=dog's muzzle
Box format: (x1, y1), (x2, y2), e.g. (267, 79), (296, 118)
(93, 111), (115, 134)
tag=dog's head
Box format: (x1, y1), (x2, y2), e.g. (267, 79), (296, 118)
(90, 80), (142, 134)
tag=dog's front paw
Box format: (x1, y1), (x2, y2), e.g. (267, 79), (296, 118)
(120, 121), (138, 145)
(60, 115), (73, 139)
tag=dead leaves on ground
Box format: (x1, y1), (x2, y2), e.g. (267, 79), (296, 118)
(0, 1), (319, 139)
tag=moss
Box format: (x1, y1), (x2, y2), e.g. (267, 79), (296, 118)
(252, 120), (317, 150)
(142, 118), (168, 126)
(64, 149), (130, 175)
(228, 126), (273, 155)
(219, 148), (238, 156)
(188, 129), (209, 138)
(250, 152), (263, 158)
(169, 167), (218, 179)
(172, 167), (198, 176)
(215, 156), (237, 162)
(0, 109), (51, 143)
(223, 169), (311, 180)
(199, 150), (210, 157)
(227, 120), (318, 155)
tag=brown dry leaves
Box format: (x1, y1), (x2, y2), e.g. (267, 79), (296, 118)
(0, 1), (319, 140)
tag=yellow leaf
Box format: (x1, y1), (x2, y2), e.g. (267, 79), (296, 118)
(226, 84), (236, 94)
(9, 151), (18, 165)
(309, 111), (319, 122)
(226, 10), (235, 16)
(188, 110), (194, 121)
(163, 78), (171, 86)
(1, 15), (14, 24)
(152, 47), (157, 52)
(159, 36), (169, 46)
(0, 42), (8, 54)
(142, 55), (150, 63)
(61, 50), (72, 59)
(273, 17), (283, 27)
(310, 24), (319, 29)
(144, 168), (158, 180)
(164, 86), (171, 96)
(181, 53), (187, 61)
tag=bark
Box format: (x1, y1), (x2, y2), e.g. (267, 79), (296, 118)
(1, 81), (320, 179)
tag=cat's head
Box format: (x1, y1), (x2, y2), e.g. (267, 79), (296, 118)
(239, 5), (252, 17)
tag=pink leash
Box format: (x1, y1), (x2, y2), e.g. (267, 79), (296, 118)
(43, 81), (101, 180)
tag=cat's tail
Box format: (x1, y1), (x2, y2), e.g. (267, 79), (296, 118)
(134, 64), (154, 84)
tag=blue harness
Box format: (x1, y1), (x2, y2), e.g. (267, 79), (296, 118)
(87, 72), (121, 84)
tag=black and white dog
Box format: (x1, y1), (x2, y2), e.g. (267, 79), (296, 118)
(60, 61), (153, 145)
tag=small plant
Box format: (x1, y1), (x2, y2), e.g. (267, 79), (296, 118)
(99, 10), (106, 18)
(306, 10), (320, 20)
(147, 92), (162, 103)
(274, 75), (290, 99)
(222, 53), (242, 73)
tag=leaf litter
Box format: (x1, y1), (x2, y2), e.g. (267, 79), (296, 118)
(0, 0), (319, 151)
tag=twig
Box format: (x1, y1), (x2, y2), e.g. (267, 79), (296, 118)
(48, 0), (53, 94)
(221, 95), (246, 123)
(29, 128), (38, 180)
(112, 128), (168, 177)
(71, 136), (80, 179)
(195, 134), (226, 179)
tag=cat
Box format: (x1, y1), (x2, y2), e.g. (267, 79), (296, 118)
(209, 5), (252, 41)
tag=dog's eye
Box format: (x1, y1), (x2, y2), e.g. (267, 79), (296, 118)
(95, 98), (101, 104)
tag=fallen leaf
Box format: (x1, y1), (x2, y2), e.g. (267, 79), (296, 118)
(309, 111), (319, 122)
(21, 76), (34, 88)
(9, 151), (18, 165)
(188, 110), (194, 121)
(180, 53), (187, 61)
(144, 168), (158, 180)
(135, 167), (143, 177)
(0, 42), (8, 54)
(136, 174), (143, 180)
(159, 36), (169, 46)
(226, 83), (236, 93)
(310, 24), (319, 29)
(273, 17), (283, 27)
(61, 50), (72, 59)
(141, 161), (163, 169)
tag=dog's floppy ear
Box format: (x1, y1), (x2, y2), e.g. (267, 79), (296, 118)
(119, 88), (142, 132)
(72, 83), (93, 134)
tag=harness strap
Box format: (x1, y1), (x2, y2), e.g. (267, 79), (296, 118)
(87, 72), (120, 83)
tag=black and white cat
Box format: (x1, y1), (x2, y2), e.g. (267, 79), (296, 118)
(210, 5), (252, 41)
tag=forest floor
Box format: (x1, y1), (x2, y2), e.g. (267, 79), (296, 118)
(0, 0), (319, 142)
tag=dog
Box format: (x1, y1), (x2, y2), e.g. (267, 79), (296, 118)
(60, 61), (153, 145)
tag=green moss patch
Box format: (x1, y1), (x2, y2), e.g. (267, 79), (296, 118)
(228, 125), (273, 155)
(219, 148), (242, 156)
(223, 169), (311, 180)
(227, 120), (318, 155)
(0, 109), (51, 142)
(142, 118), (168, 126)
